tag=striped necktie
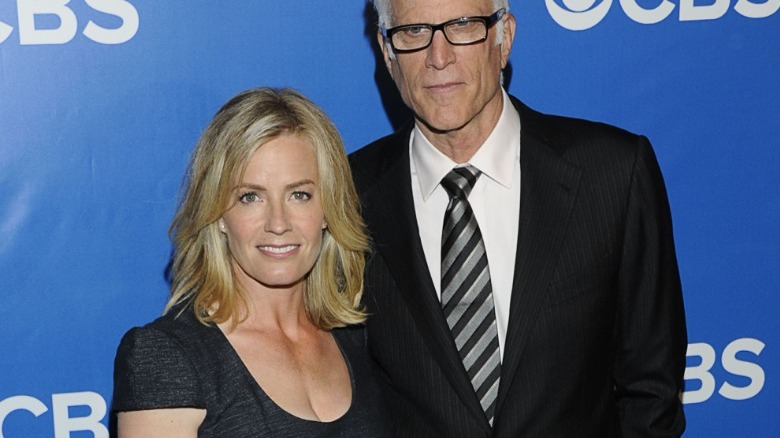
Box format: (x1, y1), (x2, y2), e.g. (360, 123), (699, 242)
(440, 165), (501, 426)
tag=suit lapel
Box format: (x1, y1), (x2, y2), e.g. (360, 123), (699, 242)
(496, 100), (583, 413)
(363, 129), (488, 424)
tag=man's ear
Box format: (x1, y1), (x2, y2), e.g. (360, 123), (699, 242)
(377, 29), (394, 78)
(499, 13), (517, 69)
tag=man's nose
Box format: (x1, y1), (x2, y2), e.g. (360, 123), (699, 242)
(425, 28), (456, 69)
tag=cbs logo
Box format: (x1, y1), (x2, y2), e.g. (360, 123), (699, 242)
(0, 0), (138, 45)
(683, 338), (765, 404)
(546, 0), (779, 30)
(0, 391), (108, 438)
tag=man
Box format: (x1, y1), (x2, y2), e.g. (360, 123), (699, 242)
(349, 0), (687, 436)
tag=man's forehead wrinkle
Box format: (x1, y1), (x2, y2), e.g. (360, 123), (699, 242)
(391, 0), (489, 26)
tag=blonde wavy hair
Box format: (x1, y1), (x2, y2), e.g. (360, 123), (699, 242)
(165, 87), (369, 330)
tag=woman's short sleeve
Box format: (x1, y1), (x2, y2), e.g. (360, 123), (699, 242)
(113, 326), (204, 412)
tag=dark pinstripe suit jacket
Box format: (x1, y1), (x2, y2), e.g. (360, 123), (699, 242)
(348, 96), (687, 437)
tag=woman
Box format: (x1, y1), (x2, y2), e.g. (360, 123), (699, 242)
(113, 88), (390, 437)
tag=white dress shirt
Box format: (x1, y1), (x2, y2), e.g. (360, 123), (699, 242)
(409, 89), (521, 360)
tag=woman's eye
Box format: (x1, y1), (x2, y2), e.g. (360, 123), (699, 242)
(239, 192), (259, 203)
(291, 191), (311, 201)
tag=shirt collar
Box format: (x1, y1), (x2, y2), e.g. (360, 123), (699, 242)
(411, 89), (521, 200)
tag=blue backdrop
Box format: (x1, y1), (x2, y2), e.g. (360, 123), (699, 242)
(1, 1), (777, 436)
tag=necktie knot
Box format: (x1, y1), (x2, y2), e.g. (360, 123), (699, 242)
(441, 165), (481, 200)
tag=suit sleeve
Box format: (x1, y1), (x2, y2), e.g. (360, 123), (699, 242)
(113, 326), (204, 412)
(614, 137), (687, 437)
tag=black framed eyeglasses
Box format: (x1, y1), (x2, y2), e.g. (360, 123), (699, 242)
(383, 8), (506, 54)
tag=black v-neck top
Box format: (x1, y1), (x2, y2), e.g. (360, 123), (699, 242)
(113, 307), (391, 437)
